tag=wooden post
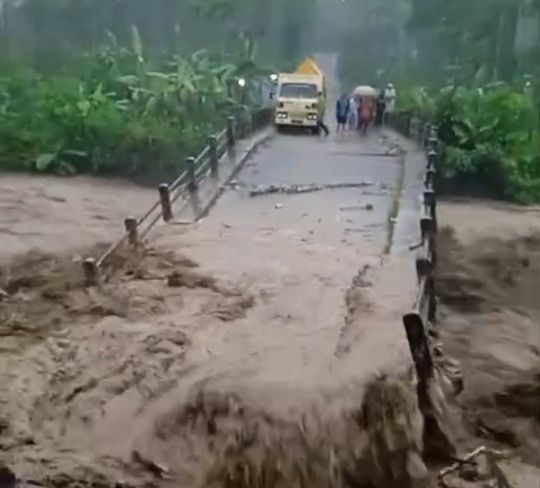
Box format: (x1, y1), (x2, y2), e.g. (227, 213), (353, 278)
(403, 312), (434, 380)
(124, 217), (138, 247)
(82, 257), (99, 287)
(158, 184), (173, 222)
(428, 149), (438, 168)
(186, 156), (197, 191)
(226, 116), (235, 150)
(416, 255), (432, 280)
(420, 214), (435, 240)
(209, 135), (219, 177)
(425, 167), (437, 188)
(403, 310), (454, 458)
(423, 190), (437, 227)
(423, 123), (431, 148)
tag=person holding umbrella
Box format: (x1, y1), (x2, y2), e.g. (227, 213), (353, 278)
(353, 85), (377, 136)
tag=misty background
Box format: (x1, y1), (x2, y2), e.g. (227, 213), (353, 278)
(1, 0), (538, 85)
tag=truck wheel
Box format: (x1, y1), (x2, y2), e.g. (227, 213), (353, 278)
(312, 125), (321, 136)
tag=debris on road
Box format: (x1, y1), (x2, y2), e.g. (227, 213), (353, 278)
(226, 179), (243, 190)
(275, 203), (284, 209)
(249, 182), (378, 197)
(340, 204), (374, 211)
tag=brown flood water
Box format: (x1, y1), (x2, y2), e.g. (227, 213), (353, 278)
(1, 144), (539, 486)
(435, 199), (540, 488)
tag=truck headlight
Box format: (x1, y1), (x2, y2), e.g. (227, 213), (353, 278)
(277, 112), (288, 119)
(307, 113), (317, 120)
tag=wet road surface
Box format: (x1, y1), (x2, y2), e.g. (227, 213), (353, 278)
(150, 127), (418, 391)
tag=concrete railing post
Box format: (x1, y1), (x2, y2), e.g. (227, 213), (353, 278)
(124, 217), (138, 247)
(209, 135), (219, 177)
(158, 184), (173, 222)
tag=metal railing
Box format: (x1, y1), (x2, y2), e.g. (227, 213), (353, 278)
(82, 107), (273, 286)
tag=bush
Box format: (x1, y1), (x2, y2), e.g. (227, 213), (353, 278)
(0, 30), (266, 183)
(400, 82), (540, 203)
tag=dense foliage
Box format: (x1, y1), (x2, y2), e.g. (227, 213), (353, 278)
(400, 80), (540, 203)
(0, 0), (320, 182)
(336, 0), (539, 203)
(0, 28), (266, 182)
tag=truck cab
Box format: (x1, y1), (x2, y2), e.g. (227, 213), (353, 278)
(273, 58), (326, 133)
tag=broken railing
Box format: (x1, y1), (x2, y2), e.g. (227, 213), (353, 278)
(82, 107), (273, 286)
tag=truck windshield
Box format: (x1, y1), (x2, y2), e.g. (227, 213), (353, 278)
(279, 83), (318, 99)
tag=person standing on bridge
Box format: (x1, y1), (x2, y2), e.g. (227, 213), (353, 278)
(335, 93), (350, 136)
(358, 96), (374, 136)
(384, 83), (396, 124)
(348, 95), (358, 131)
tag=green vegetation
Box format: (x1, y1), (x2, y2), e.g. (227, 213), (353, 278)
(402, 81), (540, 203)
(336, 0), (540, 203)
(0, 30), (264, 182)
(0, 0), (317, 182)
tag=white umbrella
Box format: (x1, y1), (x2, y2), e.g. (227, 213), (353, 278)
(353, 85), (378, 97)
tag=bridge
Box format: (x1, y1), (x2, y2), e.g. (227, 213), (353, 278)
(0, 55), (454, 487)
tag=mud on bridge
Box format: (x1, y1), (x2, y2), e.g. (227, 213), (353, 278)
(0, 62), (459, 487)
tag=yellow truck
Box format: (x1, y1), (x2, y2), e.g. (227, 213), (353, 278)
(273, 58), (326, 134)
